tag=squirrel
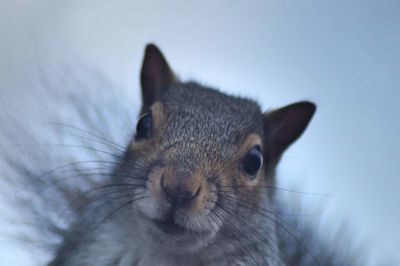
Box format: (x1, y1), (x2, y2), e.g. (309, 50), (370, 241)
(5, 44), (366, 266)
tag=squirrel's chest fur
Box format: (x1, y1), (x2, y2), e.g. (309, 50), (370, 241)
(56, 194), (283, 266)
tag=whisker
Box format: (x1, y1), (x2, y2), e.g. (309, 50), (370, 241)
(84, 191), (145, 220)
(207, 210), (244, 263)
(217, 191), (320, 218)
(212, 207), (261, 266)
(215, 202), (278, 265)
(219, 193), (302, 236)
(57, 131), (125, 153)
(58, 184), (146, 219)
(218, 194), (320, 266)
(39, 171), (146, 193)
(205, 211), (230, 257)
(48, 122), (126, 152)
(218, 185), (334, 197)
(16, 159), (145, 191)
(80, 195), (146, 247)
(216, 201), (286, 265)
(11, 143), (124, 160)
(30, 160), (124, 181)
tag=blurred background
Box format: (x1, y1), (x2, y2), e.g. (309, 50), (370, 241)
(0, 0), (399, 265)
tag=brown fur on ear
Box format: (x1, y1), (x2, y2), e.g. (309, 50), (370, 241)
(140, 44), (177, 113)
(263, 101), (316, 167)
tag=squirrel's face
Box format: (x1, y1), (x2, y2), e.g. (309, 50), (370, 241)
(117, 44), (315, 253)
(126, 84), (267, 252)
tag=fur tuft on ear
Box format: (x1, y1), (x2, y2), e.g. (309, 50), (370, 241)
(263, 101), (316, 166)
(140, 44), (177, 113)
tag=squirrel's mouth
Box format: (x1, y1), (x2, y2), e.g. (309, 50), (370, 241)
(151, 217), (187, 235)
(136, 208), (192, 236)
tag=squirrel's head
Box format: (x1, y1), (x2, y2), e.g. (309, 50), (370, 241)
(120, 44), (315, 253)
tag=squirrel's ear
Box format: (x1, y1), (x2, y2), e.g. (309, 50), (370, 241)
(262, 101), (316, 166)
(140, 44), (177, 112)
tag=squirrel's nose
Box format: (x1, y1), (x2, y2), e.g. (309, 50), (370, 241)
(161, 175), (201, 207)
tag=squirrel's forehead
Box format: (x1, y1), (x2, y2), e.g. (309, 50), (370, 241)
(159, 85), (264, 151)
(161, 83), (263, 126)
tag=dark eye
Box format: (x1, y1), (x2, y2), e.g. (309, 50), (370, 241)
(135, 113), (152, 140)
(241, 146), (263, 178)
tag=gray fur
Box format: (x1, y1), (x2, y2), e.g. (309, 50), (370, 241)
(3, 45), (371, 266)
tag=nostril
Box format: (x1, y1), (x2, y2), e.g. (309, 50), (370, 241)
(179, 186), (200, 201)
(192, 186), (201, 199)
(160, 175), (172, 197)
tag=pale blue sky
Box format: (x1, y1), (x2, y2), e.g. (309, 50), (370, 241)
(1, 1), (399, 265)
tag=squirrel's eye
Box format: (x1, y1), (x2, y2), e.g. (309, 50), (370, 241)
(241, 146), (263, 179)
(135, 113), (152, 140)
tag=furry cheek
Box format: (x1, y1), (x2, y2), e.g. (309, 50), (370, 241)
(136, 166), (170, 220)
